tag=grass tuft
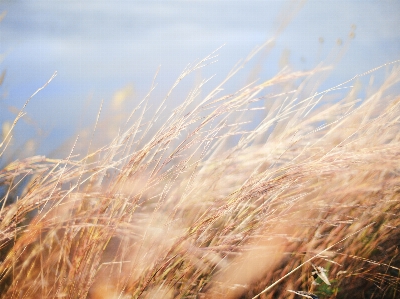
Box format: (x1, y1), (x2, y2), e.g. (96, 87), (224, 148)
(0, 44), (399, 299)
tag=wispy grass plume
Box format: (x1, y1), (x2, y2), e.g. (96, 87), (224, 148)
(0, 45), (399, 299)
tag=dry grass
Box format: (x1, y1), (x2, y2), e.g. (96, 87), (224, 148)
(0, 43), (400, 299)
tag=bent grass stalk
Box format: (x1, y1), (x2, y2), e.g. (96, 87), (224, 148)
(252, 222), (375, 299)
(0, 47), (399, 299)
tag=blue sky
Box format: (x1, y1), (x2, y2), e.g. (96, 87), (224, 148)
(0, 0), (399, 154)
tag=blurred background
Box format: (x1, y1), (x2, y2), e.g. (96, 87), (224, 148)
(0, 0), (399, 156)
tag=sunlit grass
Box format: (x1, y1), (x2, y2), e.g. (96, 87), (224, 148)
(0, 33), (400, 299)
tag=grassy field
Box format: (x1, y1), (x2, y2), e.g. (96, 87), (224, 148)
(1, 28), (400, 299)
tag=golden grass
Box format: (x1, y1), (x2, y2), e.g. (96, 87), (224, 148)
(0, 44), (399, 299)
